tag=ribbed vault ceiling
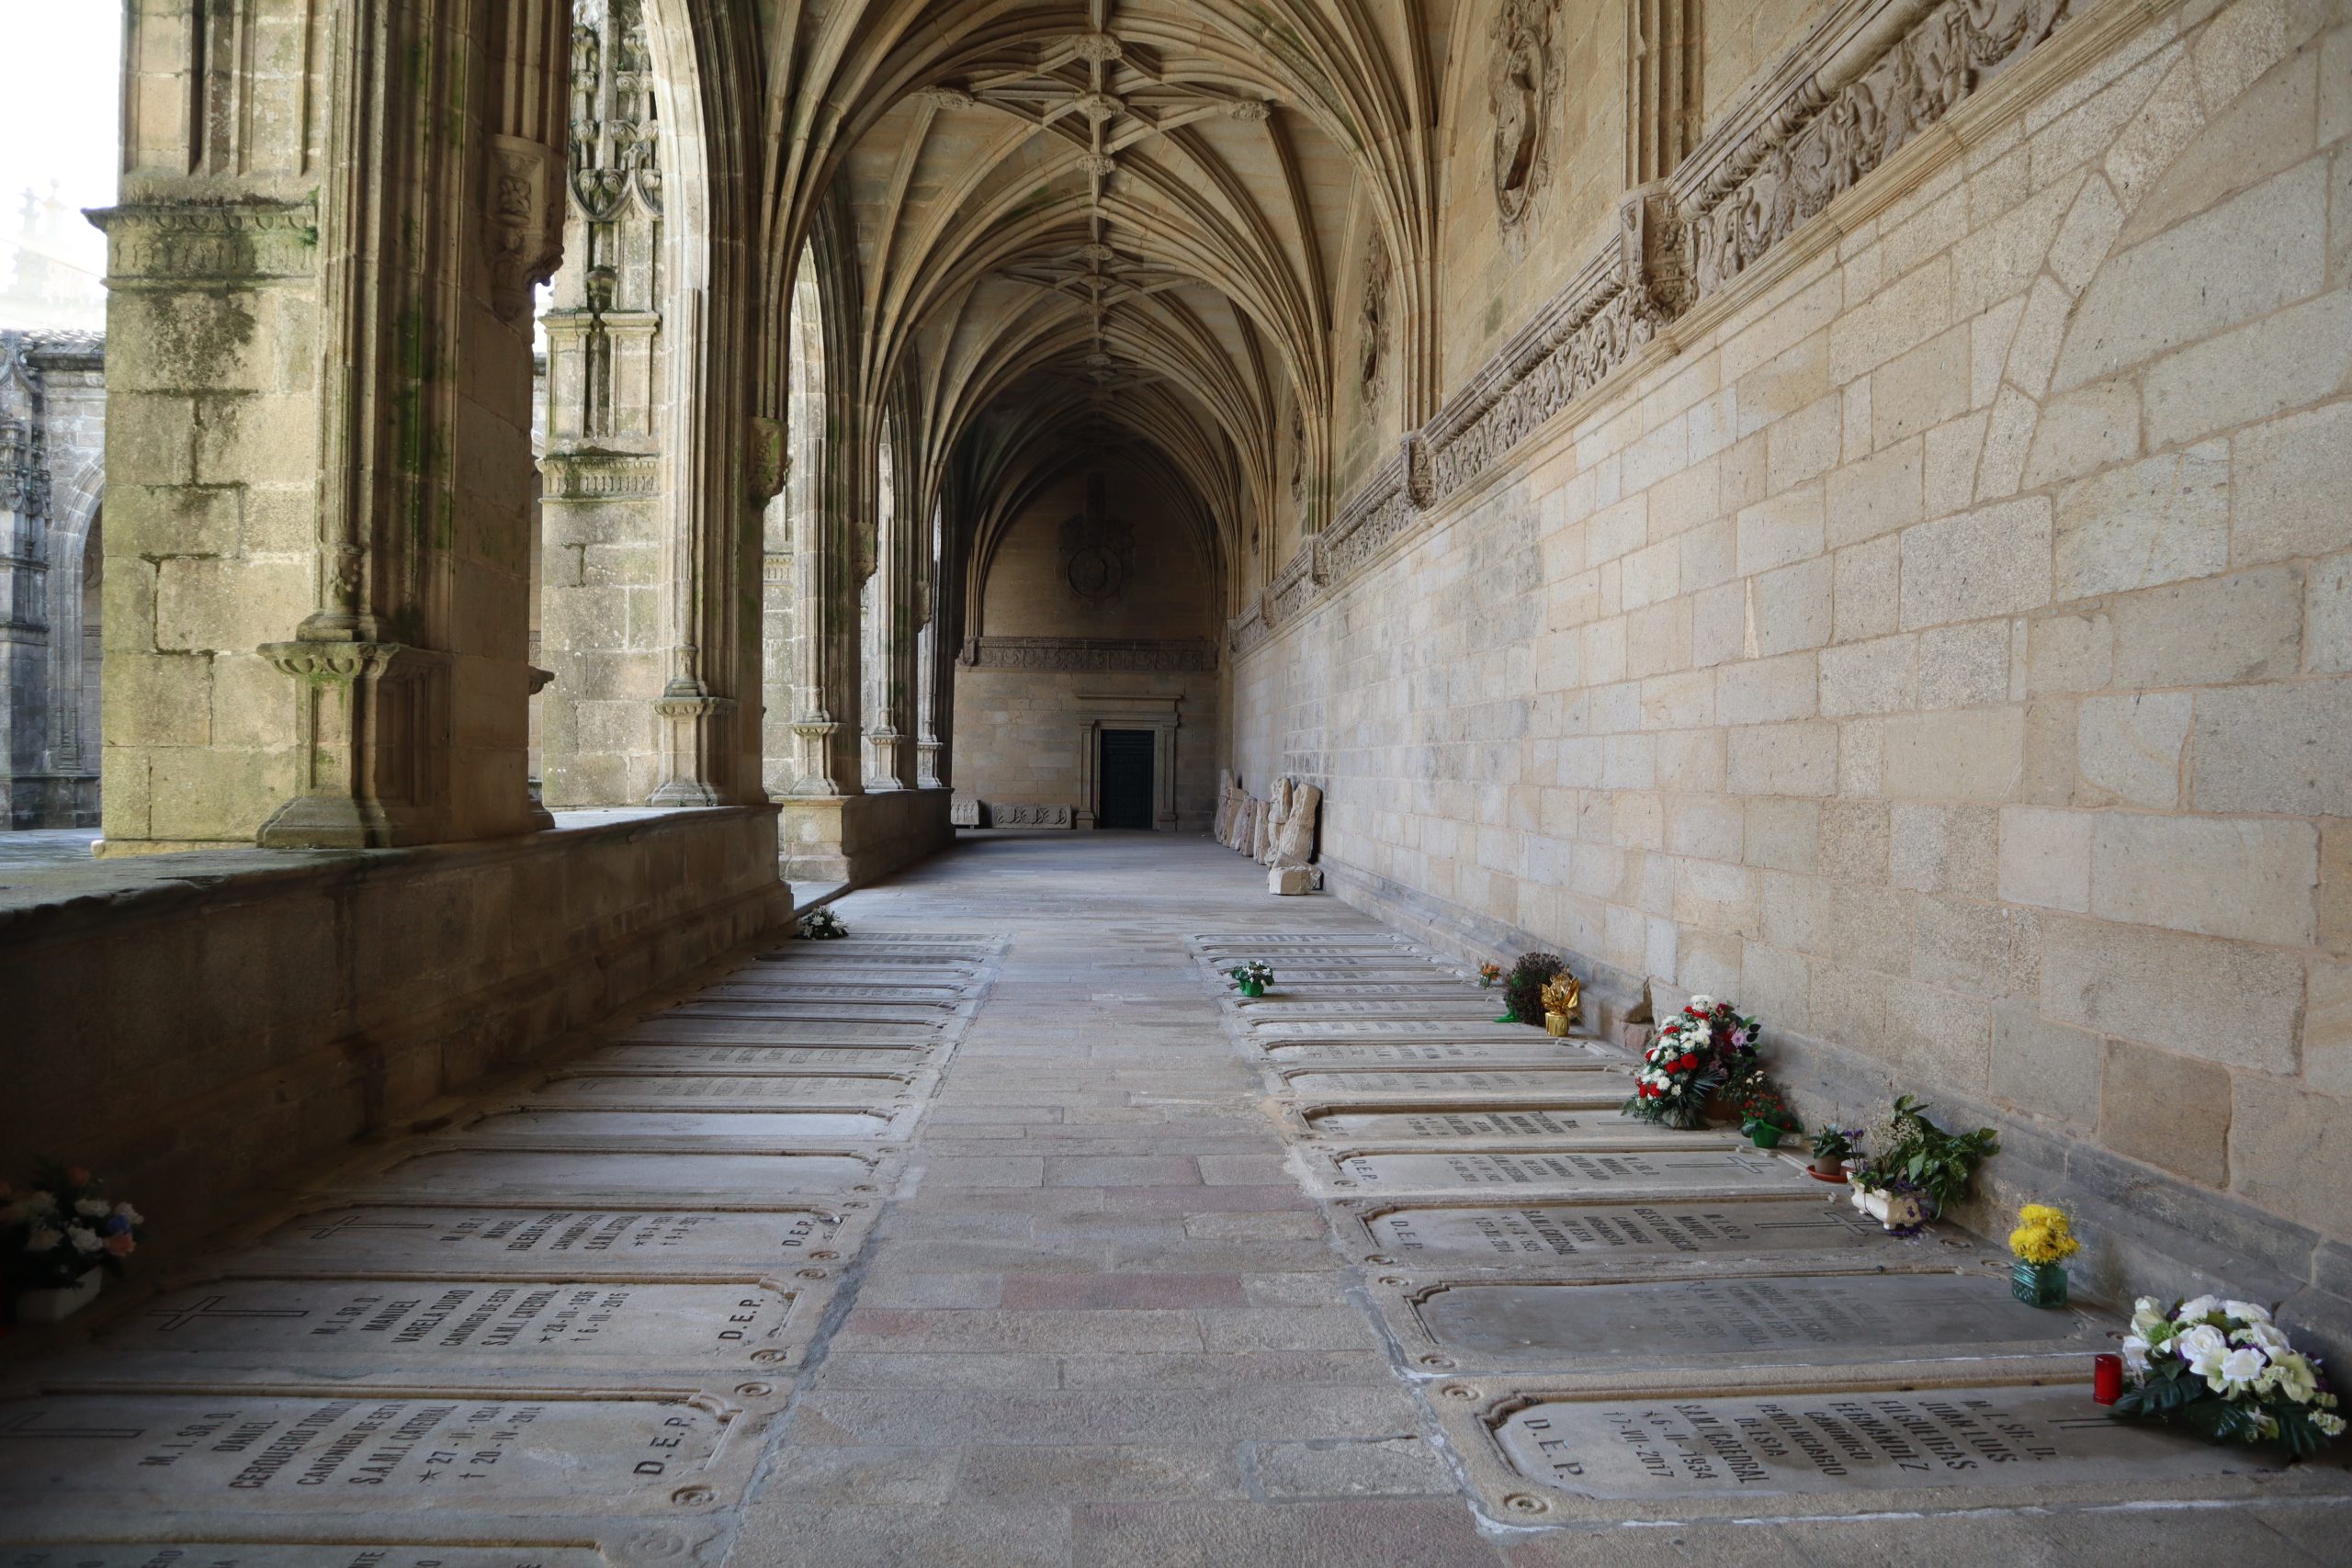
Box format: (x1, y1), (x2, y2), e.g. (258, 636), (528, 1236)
(764, 0), (1461, 599)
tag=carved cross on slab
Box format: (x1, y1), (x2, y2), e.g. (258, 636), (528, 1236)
(0, 1410), (146, 1441)
(146, 1293), (313, 1333)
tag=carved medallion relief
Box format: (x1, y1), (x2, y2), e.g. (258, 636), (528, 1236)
(1492, 0), (1562, 237)
(1059, 470), (1134, 605)
(1359, 240), (1393, 397)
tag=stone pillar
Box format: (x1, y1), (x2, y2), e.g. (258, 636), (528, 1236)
(95, 0), (572, 854)
(539, 0), (665, 808)
(0, 339), (51, 829)
(1627, 0), (1703, 186)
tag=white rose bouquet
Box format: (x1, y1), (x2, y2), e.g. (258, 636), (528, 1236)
(4, 1161), (146, 1292)
(2113, 1295), (2342, 1454)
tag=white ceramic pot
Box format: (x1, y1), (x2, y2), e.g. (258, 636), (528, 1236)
(15, 1269), (102, 1323)
(1850, 1185), (1932, 1231)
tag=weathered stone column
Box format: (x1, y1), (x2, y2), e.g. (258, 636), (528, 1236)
(0, 340), (51, 829)
(95, 0), (572, 853)
(539, 0), (666, 807)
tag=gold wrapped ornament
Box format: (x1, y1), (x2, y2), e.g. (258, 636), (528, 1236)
(1540, 973), (1581, 1037)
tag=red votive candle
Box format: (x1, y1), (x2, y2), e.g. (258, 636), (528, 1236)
(2093, 1352), (2124, 1405)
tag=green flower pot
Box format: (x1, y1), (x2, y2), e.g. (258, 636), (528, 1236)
(1238, 980), (1265, 998)
(2010, 1259), (2068, 1308)
(1746, 1123), (1785, 1149)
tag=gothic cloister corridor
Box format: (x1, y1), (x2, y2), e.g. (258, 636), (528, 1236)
(6, 0), (2352, 1559)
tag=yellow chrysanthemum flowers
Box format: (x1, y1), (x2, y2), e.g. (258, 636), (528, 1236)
(2009, 1201), (2082, 1265)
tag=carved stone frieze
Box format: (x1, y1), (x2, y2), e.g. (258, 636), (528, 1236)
(966, 637), (1217, 674)
(990, 802), (1075, 828)
(1227, 603), (1271, 659)
(91, 199), (320, 283)
(542, 450), (660, 500)
(1680, 0), (2074, 303)
(1262, 0), (2081, 667)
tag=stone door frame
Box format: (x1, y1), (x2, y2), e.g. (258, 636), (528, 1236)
(1072, 694), (1181, 831)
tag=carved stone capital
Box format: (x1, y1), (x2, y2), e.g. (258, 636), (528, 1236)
(749, 416), (790, 505)
(485, 134), (564, 325)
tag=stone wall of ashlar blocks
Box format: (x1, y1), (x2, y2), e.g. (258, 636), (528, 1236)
(1234, 0), (2352, 1347)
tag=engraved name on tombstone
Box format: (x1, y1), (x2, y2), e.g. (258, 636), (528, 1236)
(1495, 1386), (2272, 1502)
(255, 1205), (843, 1264)
(96, 1277), (798, 1368)
(362, 1148), (876, 1196)
(1305, 1108), (1705, 1143)
(1363, 1200), (1883, 1263)
(1412, 1273), (2095, 1370)
(462, 1108), (896, 1141)
(0, 1394), (730, 1512)
(1330, 1148), (1811, 1196)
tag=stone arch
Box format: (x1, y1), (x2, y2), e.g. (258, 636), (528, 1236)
(41, 458), (104, 789)
(537, 0), (769, 811)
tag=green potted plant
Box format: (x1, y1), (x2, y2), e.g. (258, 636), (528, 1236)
(1228, 961), (1273, 998)
(1849, 1095), (1998, 1234)
(1735, 1076), (1803, 1149)
(1807, 1125), (1861, 1183)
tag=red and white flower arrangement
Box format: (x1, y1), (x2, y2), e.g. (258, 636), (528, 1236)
(2114, 1295), (2342, 1453)
(4, 1162), (145, 1292)
(1621, 995), (1760, 1130)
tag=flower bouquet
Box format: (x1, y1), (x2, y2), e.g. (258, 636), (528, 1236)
(798, 908), (848, 940)
(1228, 961), (1274, 998)
(5, 1162), (145, 1323)
(2007, 1202), (2080, 1306)
(2114, 1296), (2342, 1454)
(1476, 962), (1503, 991)
(1499, 953), (1566, 1025)
(1621, 996), (1759, 1130)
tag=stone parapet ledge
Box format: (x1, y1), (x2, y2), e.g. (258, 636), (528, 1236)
(0, 806), (789, 1240)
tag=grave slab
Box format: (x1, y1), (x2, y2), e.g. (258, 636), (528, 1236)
(1236, 999), (1503, 1019)
(1337, 1196), (1892, 1268)
(1374, 1269), (2104, 1375)
(1225, 968), (1466, 983)
(662, 1002), (947, 1025)
(526, 1072), (916, 1106)
(696, 983), (964, 1003)
(1234, 982), (1479, 997)
(1261, 1042), (1615, 1068)
(2, 1550), (610, 1568)
(1286, 1104), (1731, 1145)
(242, 1203), (857, 1269)
(457, 1108), (905, 1142)
(573, 1048), (931, 1072)
(85, 1275), (804, 1375)
(0, 1392), (751, 1517)
(344, 1146), (885, 1199)
(605, 1020), (938, 1046)
(1250, 1021), (1557, 1042)
(1274, 1068), (1621, 1099)
(1300, 1145), (1815, 1199)
(1452, 1382), (2291, 1517)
